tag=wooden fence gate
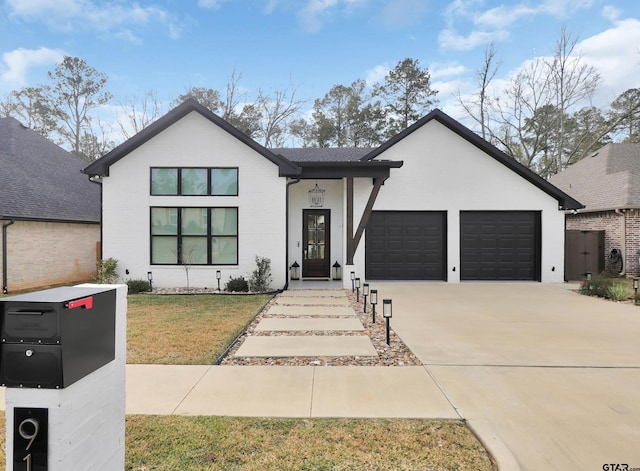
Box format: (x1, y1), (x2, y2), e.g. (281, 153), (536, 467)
(565, 230), (604, 281)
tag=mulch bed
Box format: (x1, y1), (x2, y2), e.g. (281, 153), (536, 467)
(219, 289), (422, 367)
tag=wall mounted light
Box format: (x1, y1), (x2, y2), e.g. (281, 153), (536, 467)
(332, 261), (342, 280)
(290, 261), (300, 281)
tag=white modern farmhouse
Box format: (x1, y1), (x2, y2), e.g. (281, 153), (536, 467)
(83, 99), (581, 289)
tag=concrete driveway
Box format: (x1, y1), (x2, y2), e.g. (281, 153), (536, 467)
(375, 282), (640, 471)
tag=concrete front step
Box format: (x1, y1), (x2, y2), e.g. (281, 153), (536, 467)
(234, 336), (378, 358)
(254, 318), (364, 332)
(266, 305), (357, 317)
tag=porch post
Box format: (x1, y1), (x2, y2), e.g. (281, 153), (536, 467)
(346, 177), (354, 265)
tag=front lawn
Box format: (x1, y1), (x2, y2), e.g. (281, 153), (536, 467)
(127, 294), (273, 364)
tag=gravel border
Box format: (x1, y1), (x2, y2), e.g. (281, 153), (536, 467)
(220, 289), (422, 367)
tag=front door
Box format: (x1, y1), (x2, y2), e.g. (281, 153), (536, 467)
(303, 209), (330, 278)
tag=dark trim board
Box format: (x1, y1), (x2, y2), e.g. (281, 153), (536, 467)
(460, 211), (541, 281)
(365, 211), (447, 280)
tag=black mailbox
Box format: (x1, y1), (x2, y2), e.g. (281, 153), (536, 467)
(0, 286), (116, 389)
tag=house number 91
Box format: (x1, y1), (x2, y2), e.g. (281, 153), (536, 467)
(19, 418), (39, 470)
(14, 408), (48, 471)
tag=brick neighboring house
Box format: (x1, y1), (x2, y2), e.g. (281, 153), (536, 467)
(549, 143), (640, 278)
(0, 117), (101, 293)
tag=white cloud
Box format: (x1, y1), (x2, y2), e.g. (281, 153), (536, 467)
(297, 0), (339, 32)
(475, 0), (594, 29)
(1, 47), (65, 88)
(430, 62), (467, 79)
(5, 0), (179, 42)
(601, 5), (621, 22)
(438, 28), (509, 51)
(577, 18), (640, 105)
(365, 64), (389, 87)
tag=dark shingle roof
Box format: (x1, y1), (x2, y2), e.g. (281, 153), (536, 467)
(0, 117), (100, 222)
(549, 143), (640, 212)
(273, 147), (375, 162)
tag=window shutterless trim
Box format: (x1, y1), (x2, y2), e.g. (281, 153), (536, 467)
(150, 206), (239, 266)
(150, 167), (239, 196)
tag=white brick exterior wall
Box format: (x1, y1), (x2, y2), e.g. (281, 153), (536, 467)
(0, 220), (100, 292)
(101, 111), (288, 289)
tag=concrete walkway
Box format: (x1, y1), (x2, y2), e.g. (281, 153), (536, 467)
(125, 287), (458, 420)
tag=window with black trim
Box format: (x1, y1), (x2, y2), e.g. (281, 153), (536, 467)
(150, 207), (238, 265)
(150, 168), (238, 196)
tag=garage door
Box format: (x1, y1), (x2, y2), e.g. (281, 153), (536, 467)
(366, 211), (446, 280)
(460, 211), (540, 281)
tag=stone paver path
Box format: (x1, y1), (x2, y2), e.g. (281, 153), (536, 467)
(233, 289), (378, 359)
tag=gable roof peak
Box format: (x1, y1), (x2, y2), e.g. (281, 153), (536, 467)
(83, 99), (300, 178)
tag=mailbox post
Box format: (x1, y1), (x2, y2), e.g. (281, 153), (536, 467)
(1, 284), (127, 471)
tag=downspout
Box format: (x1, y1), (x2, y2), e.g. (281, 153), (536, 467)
(615, 209), (626, 275)
(284, 178), (301, 290)
(2, 218), (15, 294)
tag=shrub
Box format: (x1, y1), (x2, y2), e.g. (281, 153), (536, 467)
(579, 276), (612, 298)
(127, 279), (151, 294)
(96, 258), (119, 284)
(606, 283), (631, 301)
(225, 276), (249, 292)
(249, 256), (272, 292)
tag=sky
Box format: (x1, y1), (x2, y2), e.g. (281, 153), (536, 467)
(1, 0), (640, 141)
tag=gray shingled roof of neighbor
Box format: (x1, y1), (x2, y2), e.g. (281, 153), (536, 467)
(0, 117), (100, 223)
(549, 143), (640, 212)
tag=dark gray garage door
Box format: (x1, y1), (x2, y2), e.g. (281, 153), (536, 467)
(366, 211), (446, 280)
(460, 211), (541, 281)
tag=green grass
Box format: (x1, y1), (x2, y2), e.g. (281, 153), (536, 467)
(125, 416), (493, 471)
(127, 294), (273, 364)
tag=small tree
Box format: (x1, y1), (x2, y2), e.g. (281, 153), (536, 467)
(96, 258), (119, 284)
(249, 256), (272, 292)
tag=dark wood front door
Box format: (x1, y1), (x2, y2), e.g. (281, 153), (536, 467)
(303, 209), (330, 278)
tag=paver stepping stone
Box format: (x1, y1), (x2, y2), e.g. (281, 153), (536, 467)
(280, 290), (345, 298)
(254, 318), (364, 332)
(275, 296), (350, 306)
(267, 305), (356, 317)
(234, 336), (377, 357)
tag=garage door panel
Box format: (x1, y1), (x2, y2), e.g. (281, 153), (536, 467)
(460, 211), (540, 281)
(366, 211), (446, 280)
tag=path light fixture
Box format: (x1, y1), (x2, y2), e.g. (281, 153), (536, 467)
(634, 278), (639, 304)
(350, 271), (356, 292)
(147, 271), (153, 292)
(355, 277), (361, 302)
(370, 289), (378, 323)
(363, 283), (370, 313)
(383, 299), (393, 346)
(216, 270), (222, 291)
(586, 272), (592, 281)
(290, 261), (300, 281)
(332, 261), (342, 280)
